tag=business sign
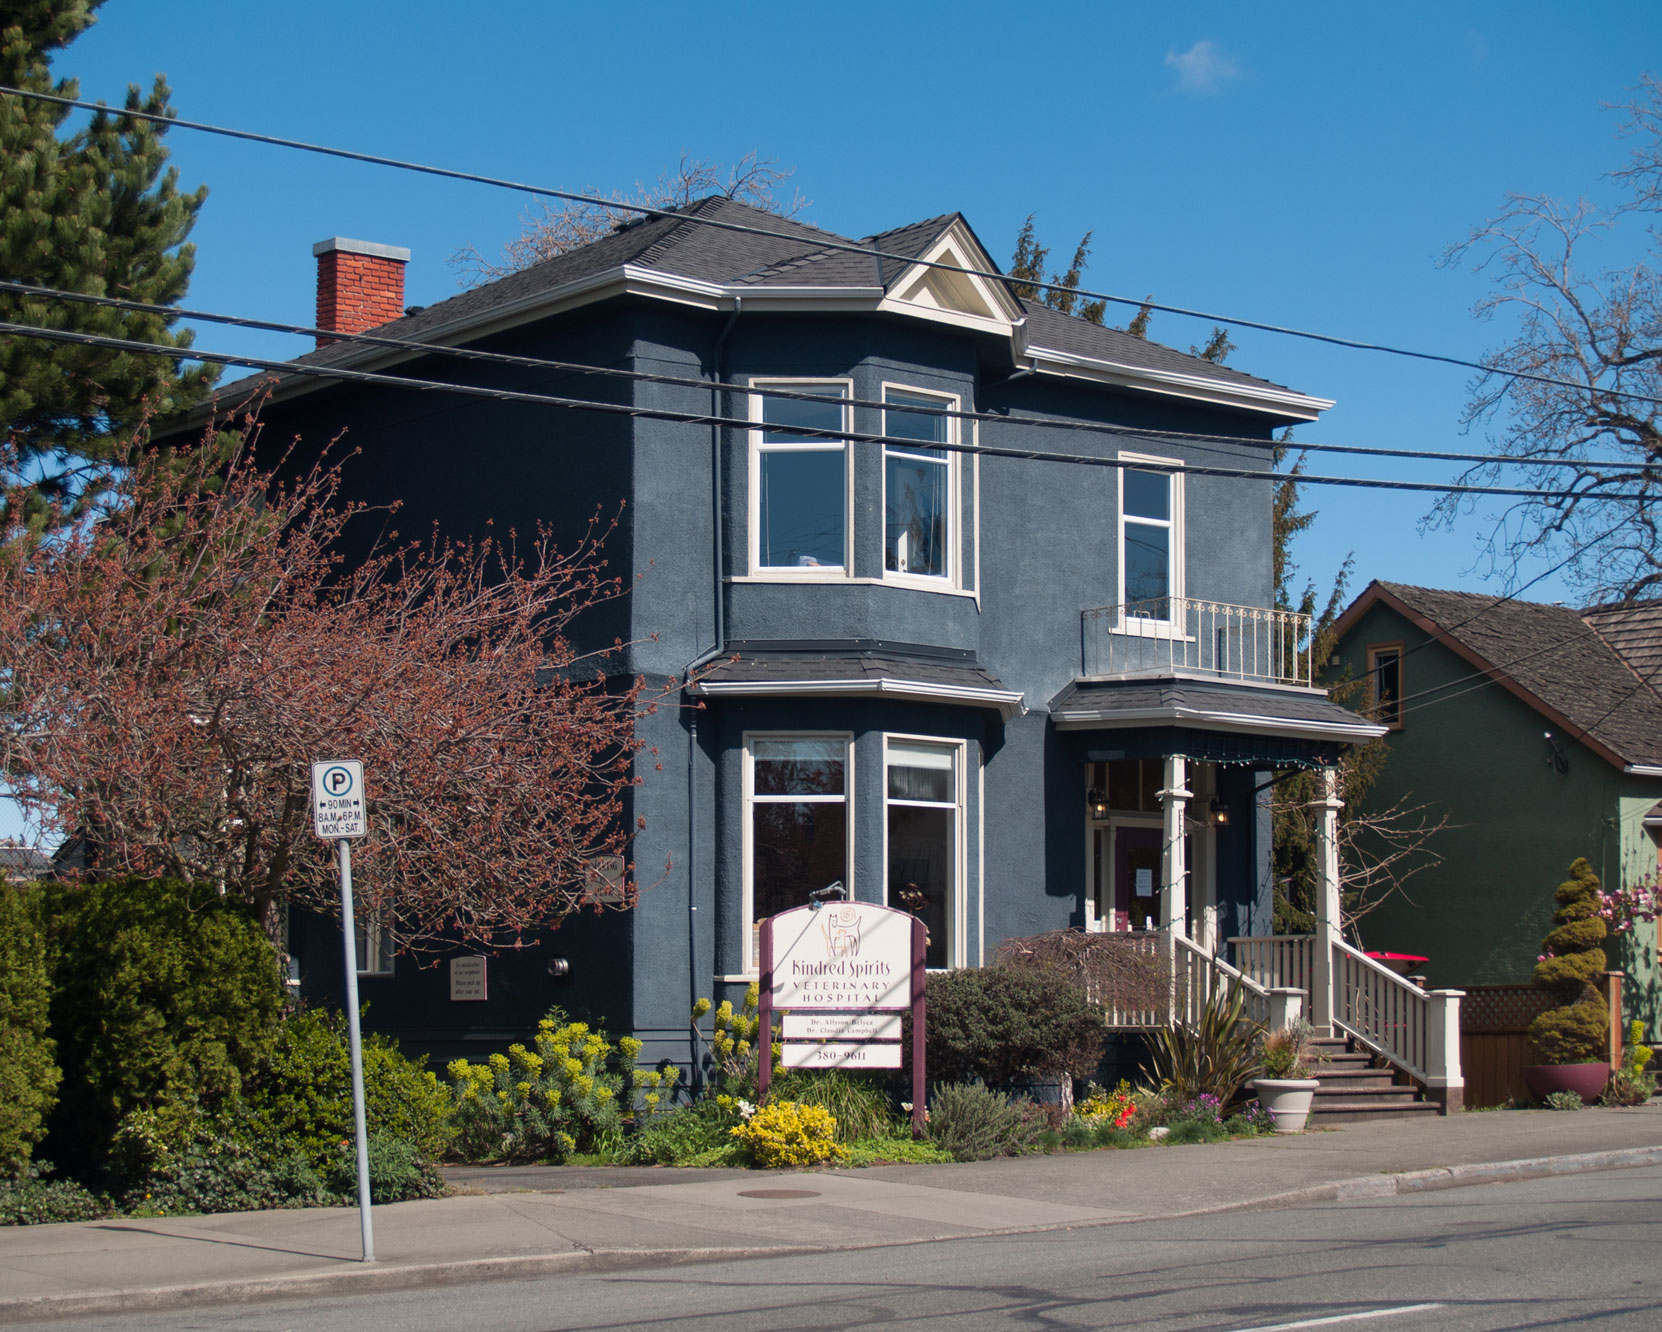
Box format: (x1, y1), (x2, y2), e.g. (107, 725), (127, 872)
(311, 760), (367, 840)
(768, 902), (912, 1011)
(449, 956), (488, 1002)
(757, 900), (926, 1134)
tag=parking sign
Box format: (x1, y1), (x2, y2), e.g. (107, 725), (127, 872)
(311, 760), (367, 839)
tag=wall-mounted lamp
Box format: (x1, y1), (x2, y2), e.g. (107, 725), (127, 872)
(1543, 731), (1570, 774)
(1208, 797), (1230, 828)
(547, 957), (571, 978)
(1087, 787), (1108, 819)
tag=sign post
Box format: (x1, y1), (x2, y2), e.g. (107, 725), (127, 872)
(311, 760), (373, 1263)
(758, 901), (927, 1138)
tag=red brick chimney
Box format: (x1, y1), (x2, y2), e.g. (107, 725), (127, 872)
(312, 237), (410, 346)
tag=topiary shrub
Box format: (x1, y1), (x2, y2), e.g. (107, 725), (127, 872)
(41, 879), (285, 1175)
(0, 881), (61, 1172)
(244, 1007), (454, 1173)
(922, 964), (1106, 1093)
(1526, 858), (1611, 1065)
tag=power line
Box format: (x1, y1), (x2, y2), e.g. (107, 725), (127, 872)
(2, 317), (1653, 505)
(5, 82), (1662, 412)
(5, 278), (1659, 478)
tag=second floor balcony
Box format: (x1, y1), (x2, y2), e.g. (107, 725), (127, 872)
(1082, 596), (1313, 687)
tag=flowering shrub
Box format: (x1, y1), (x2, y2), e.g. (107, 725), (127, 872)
(729, 1100), (846, 1168)
(1224, 1099), (1275, 1135)
(1165, 1093), (1225, 1127)
(1074, 1081), (1137, 1130)
(1596, 878), (1662, 934)
(1602, 1021), (1657, 1107)
(448, 1012), (676, 1162)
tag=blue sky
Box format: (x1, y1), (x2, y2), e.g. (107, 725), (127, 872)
(5, 2), (1657, 842)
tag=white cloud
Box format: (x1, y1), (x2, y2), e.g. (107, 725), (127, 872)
(1165, 39), (1241, 95)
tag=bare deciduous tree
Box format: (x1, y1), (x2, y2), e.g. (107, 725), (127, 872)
(451, 153), (808, 286)
(1438, 75), (1662, 601)
(0, 409), (670, 956)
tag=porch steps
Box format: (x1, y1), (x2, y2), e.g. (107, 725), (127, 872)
(1305, 1036), (1440, 1124)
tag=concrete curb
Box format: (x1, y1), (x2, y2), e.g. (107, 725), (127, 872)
(6, 1146), (1661, 1322)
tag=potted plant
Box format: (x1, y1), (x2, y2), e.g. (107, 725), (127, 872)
(1252, 1019), (1322, 1133)
(1522, 858), (1612, 1105)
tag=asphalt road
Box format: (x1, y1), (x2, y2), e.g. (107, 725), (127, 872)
(32, 1165), (1662, 1331)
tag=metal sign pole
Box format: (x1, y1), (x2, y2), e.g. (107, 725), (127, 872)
(337, 836), (375, 1262)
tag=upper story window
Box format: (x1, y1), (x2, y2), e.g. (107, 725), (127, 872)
(743, 734), (851, 970)
(883, 387), (956, 583)
(749, 382), (851, 575)
(1119, 454), (1184, 623)
(1367, 643), (1403, 728)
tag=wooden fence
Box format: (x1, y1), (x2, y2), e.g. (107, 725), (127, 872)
(1458, 974), (1622, 1108)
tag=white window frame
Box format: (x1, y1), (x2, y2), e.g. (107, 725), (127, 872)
(1116, 450), (1186, 636)
(881, 383), (961, 588)
(746, 378), (855, 579)
(354, 910), (395, 977)
(882, 734), (967, 969)
(736, 731), (854, 977)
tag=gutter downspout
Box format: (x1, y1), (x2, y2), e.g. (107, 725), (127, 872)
(685, 297), (741, 1093)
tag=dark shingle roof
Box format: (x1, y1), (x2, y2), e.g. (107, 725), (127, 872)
(280, 197), (1306, 404)
(1583, 599), (1662, 687)
(1370, 582), (1662, 769)
(0, 844), (52, 880)
(697, 649), (1008, 692)
(1049, 678), (1381, 737)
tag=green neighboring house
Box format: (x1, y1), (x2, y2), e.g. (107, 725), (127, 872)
(1329, 581), (1662, 1030)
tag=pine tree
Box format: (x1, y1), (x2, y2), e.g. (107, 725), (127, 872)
(0, 1), (214, 517)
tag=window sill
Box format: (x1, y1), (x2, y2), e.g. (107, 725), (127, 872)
(731, 575), (976, 598)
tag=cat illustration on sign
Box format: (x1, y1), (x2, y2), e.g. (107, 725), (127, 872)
(820, 902), (862, 958)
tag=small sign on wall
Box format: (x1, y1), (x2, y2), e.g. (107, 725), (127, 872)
(449, 956), (487, 1002)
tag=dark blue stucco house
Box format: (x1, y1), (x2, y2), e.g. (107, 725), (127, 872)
(248, 202), (1382, 1073)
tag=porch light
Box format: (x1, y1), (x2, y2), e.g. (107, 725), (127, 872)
(1087, 786), (1108, 819)
(1208, 796), (1230, 828)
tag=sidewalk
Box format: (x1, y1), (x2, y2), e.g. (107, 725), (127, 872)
(3, 1105), (1660, 1323)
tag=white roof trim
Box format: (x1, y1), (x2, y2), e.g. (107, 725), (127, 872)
(1052, 702), (1386, 743)
(693, 676), (1026, 721)
(1624, 764), (1662, 778)
(1027, 343), (1333, 421)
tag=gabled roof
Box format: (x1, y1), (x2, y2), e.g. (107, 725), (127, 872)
(1332, 580), (1662, 771)
(259, 196), (1329, 422)
(1582, 599), (1662, 687)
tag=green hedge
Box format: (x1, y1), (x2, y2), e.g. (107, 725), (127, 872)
(42, 879), (285, 1172)
(0, 882), (61, 1172)
(923, 964), (1106, 1089)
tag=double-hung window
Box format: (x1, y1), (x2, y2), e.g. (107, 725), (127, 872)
(744, 735), (850, 969)
(883, 388), (955, 582)
(1119, 454), (1183, 623)
(885, 738), (962, 969)
(750, 382), (851, 574)
(1367, 644), (1403, 728)
(354, 912), (395, 976)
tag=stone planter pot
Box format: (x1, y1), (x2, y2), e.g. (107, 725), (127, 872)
(1522, 1062), (1609, 1105)
(1253, 1077), (1321, 1133)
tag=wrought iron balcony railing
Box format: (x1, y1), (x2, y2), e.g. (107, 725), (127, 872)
(1081, 596), (1313, 686)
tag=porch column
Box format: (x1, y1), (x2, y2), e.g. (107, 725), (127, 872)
(1159, 754), (1192, 944)
(1425, 988), (1465, 1115)
(1311, 765), (1342, 1031)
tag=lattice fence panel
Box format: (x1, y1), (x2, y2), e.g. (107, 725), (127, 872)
(1461, 985), (1556, 1033)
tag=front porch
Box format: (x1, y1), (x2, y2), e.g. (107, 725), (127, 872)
(1053, 596), (1465, 1114)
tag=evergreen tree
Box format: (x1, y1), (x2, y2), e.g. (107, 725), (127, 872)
(1006, 214), (1106, 324)
(0, 1), (214, 517)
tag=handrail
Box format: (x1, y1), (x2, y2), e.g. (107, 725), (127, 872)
(1082, 596), (1312, 685)
(1175, 933), (1273, 1028)
(1331, 938), (1430, 1081)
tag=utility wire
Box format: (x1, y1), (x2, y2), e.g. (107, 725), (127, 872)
(5, 278), (1659, 477)
(5, 83), (1662, 411)
(2, 317), (1652, 504)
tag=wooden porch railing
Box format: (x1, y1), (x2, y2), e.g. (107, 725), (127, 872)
(1174, 934), (1274, 1028)
(1230, 935), (1316, 996)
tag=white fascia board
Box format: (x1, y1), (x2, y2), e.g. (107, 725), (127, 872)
(1624, 764), (1662, 778)
(1051, 703), (1386, 742)
(1027, 344), (1334, 421)
(873, 295), (1016, 337)
(693, 677), (1027, 721)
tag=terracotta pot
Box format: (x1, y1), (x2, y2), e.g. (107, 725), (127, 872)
(1522, 1062), (1609, 1105)
(1253, 1077), (1321, 1133)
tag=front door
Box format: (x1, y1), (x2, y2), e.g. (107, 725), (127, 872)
(1116, 825), (1162, 931)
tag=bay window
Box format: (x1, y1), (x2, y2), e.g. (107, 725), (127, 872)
(883, 387), (955, 582)
(750, 382), (850, 573)
(885, 738), (962, 968)
(744, 735), (850, 968)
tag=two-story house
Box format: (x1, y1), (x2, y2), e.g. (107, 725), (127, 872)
(230, 199), (1389, 1082)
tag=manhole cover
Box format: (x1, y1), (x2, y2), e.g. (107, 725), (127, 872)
(736, 1188), (822, 1200)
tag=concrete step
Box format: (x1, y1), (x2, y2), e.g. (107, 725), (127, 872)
(1310, 1100), (1442, 1124)
(1312, 1083), (1421, 1105)
(1313, 1070), (1405, 1092)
